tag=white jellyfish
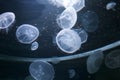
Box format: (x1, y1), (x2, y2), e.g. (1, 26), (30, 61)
(0, 12), (15, 32)
(29, 61), (55, 80)
(81, 11), (99, 32)
(31, 41), (39, 51)
(105, 49), (120, 69)
(87, 50), (104, 74)
(56, 7), (77, 29)
(106, 2), (116, 11)
(56, 29), (81, 54)
(68, 69), (76, 79)
(16, 24), (39, 44)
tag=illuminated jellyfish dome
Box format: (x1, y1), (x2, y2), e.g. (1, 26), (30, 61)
(16, 24), (39, 44)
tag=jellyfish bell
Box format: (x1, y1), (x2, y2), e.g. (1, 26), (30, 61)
(105, 49), (120, 69)
(106, 2), (116, 11)
(16, 24), (39, 44)
(31, 41), (39, 51)
(56, 29), (81, 54)
(56, 7), (77, 29)
(87, 50), (104, 74)
(29, 61), (55, 80)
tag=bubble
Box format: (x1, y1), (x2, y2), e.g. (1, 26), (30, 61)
(105, 49), (120, 69)
(56, 29), (81, 54)
(0, 12), (15, 29)
(87, 50), (104, 74)
(106, 2), (116, 11)
(68, 69), (76, 79)
(29, 61), (55, 80)
(31, 42), (39, 51)
(16, 24), (39, 44)
(81, 11), (99, 32)
(56, 7), (77, 29)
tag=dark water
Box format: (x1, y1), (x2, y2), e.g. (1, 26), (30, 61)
(0, 0), (120, 80)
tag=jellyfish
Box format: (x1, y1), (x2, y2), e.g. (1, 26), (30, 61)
(81, 11), (99, 32)
(29, 61), (55, 80)
(16, 24), (39, 44)
(68, 69), (76, 79)
(56, 7), (77, 29)
(25, 75), (35, 80)
(0, 12), (15, 32)
(56, 29), (81, 54)
(105, 49), (120, 69)
(87, 50), (104, 74)
(73, 28), (88, 44)
(106, 2), (116, 11)
(31, 41), (39, 51)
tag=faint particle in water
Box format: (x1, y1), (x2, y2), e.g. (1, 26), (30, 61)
(106, 2), (116, 10)
(16, 24), (39, 44)
(56, 29), (81, 54)
(105, 49), (120, 69)
(29, 61), (55, 80)
(73, 28), (88, 44)
(0, 12), (15, 31)
(87, 50), (104, 74)
(25, 75), (36, 80)
(31, 41), (39, 51)
(68, 69), (76, 79)
(56, 7), (77, 29)
(81, 11), (99, 32)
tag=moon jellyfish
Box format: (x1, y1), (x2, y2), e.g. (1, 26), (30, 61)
(29, 61), (55, 80)
(106, 2), (116, 10)
(105, 49), (120, 69)
(68, 69), (76, 79)
(87, 50), (104, 74)
(0, 12), (15, 30)
(73, 28), (88, 44)
(56, 29), (81, 54)
(16, 24), (39, 44)
(81, 11), (99, 32)
(56, 7), (77, 29)
(31, 42), (39, 51)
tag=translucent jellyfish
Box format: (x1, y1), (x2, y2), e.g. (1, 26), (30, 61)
(16, 24), (39, 44)
(31, 41), (39, 51)
(68, 69), (76, 79)
(29, 61), (55, 80)
(73, 28), (88, 44)
(49, 0), (85, 12)
(105, 49), (120, 69)
(0, 12), (15, 29)
(25, 75), (36, 80)
(56, 29), (81, 54)
(81, 11), (99, 32)
(106, 2), (116, 10)
(87, 50), (104, 74)
(56, 7), (77, 29)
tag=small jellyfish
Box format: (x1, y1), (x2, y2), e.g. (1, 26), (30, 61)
(31, 41), (39, 51)
(68, 69), (76, 79)
(81, 11), (99, 32)
(25, 75), (36, 80)
(87, 50), (104, 74)
(29, 61), (55, 80)
(73, 28), (88, 44)
(106, 2), (116, 11)
(56, 7), (77, 29)
(105, 49), (120, 69)
(56, 29), (81, 54)
(0, 12), (15, 32)
(16, 24), (39, 44)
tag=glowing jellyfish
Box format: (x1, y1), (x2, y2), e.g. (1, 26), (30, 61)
(56, 7), (77, 29)
(105, 49), (120, 69)
(0, 12), (15, 29)
(16, 24), (39, 44)
(106, 2), (116, 10)
(73, 28), (88, 44)
(56, 29), (81, 54)
(87, 50), (104, 74)
(68, 69), (76, 79)
(31, 41), (39, 51)
(81, 11), (99, 32)
(29, 61), (55, 80)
